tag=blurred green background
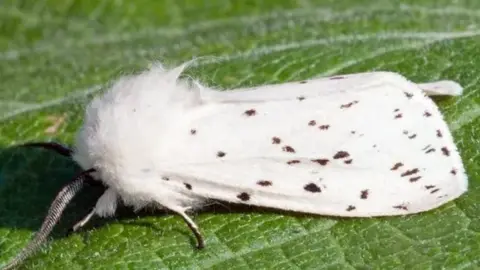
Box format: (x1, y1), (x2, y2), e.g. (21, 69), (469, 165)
(0, 0), (479, 269)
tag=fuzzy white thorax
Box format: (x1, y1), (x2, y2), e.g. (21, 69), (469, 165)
(72, 63), (206, 214)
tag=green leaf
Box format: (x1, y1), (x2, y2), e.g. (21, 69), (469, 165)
(1, 0), (479, 269)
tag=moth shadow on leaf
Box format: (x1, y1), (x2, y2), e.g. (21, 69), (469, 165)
(0, 143), (349, 257)
(0, 145), (106, 252)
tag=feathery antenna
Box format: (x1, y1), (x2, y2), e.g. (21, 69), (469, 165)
(1, 169), (94, 270)
(21, 142), (73, 157)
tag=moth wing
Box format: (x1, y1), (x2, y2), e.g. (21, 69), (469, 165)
(417, 81), (463, 96)
(162, 73), (467, 217)
(199, 72), (462, 104)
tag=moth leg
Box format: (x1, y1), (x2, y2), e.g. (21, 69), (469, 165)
(69, 188), (118, 232)
(417, 81), (463, 96)
(93, 188), (118, 217)
(71, 208), (96, 232)
(173, 209), (205, 249)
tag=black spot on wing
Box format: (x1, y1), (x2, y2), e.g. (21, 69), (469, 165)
(319, 125), (330, 130)
(304, 183), (321, 193)
(297, 96), (305, 101)
(308, 120), (316, 126)
(344, 159), (353, 164)
(333, 151), (350, 159)
(217, 151), (226, 158)
(401, 168), (419, 177)
(425, 148), (436, 154)
(257, 180), (272, 187)
(360, 189), (369, 199)
(244, 109), (256, 116)
(190, 129), (197, 135)
(391, 162), (404, 170)
(346, 205), (356, 211)
(340, 100), (359, 109)
(287, 160), (300, 165)
(409, 176), (421, 182)
(423, 145), (436, 154)
(184, 183), (192, 190)
(272, 137), (281, 144)
(311, 159), (329, 166)
(237, 192), (250, 201)
(441, 147), (450, 156)
(393, 204), (408, 211)
(329, 76), (345, 80)
(436, 130), (443, 138)
(282, 145), (295, 153)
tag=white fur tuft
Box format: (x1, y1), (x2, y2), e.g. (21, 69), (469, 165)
(73, 63), (205, 212)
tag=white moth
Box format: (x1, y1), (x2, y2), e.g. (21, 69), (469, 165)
(3, 62), (468, 269)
